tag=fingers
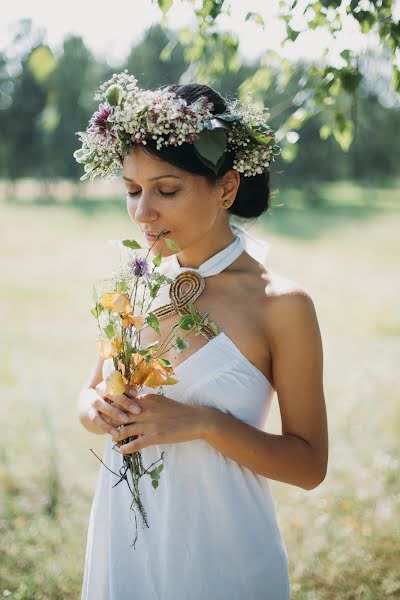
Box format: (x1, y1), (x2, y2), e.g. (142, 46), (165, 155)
(119, 432), (161, 454)
(95, 380), (106, 398)
(112, 421), (142, 442)
(87, 406), (120, 437)
(108, 391), (142, 415)
(102, 412), (123, 428)
(93, 396), (132, 424)
(96, 381), (142, 416)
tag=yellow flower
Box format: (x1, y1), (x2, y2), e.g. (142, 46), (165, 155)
(130, 354), (179, 388)
(144, 365), (179, 388)
(96, 337), (123, 359)
(121, 313), (145, 329)
(105, 370), (127, 396)
(100, 292), (132, 314)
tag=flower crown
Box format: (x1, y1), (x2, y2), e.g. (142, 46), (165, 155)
(73, 70), (281, 182)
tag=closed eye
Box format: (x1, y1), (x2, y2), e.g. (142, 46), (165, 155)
(126, 190), (177, 198)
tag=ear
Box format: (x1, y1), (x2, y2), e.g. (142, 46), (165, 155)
(218, 169), (240, 209)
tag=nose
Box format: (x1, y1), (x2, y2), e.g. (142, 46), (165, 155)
(127, 191), (158, 225)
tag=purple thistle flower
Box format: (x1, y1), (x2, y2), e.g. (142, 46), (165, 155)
(89, 103), (116, 139)
(131, 256), (151, 279)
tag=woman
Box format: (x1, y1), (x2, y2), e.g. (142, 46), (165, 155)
(76, 74), (328, 599)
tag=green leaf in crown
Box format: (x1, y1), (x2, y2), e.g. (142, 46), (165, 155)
(245, 120), (275, 146)
(105, 84), (124, 107)
(204, 117), (231, 132)
(194, 127), (228, 170)
(193, 146), (226, 175)
(249, 130), (274, 146)
(213, 112), (242, 123)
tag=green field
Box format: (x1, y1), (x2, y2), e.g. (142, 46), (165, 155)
(1, 181), (399, 599)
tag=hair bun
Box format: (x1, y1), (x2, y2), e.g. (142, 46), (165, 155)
(229, 170), (270, 219)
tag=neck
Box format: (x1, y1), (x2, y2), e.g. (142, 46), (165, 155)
(175, 223), (237, 270)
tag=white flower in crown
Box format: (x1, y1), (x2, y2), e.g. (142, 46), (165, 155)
(73, 70), (281, 182)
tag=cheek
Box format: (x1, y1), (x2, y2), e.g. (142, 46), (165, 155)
(126, 195), (137, 215)
(179, 188), (217, 227)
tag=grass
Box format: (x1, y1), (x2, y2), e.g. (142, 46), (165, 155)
(1, 180), (399, 599)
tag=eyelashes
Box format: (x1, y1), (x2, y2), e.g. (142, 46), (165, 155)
(126, 190), (177, 199)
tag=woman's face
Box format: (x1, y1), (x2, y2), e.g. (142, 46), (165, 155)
(122, 145), (224, 256)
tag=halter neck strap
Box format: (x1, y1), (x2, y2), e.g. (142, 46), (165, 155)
(169, 232), (244, 278)
(157, 221), (271, 280)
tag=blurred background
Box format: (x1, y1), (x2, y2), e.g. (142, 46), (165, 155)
(1, 1), (399, 598)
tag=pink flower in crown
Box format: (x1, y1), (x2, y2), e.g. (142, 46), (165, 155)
(89, 103), (117, 139)
(148, 106), (161, 124)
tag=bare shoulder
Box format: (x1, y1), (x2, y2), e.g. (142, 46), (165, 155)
(261, 267), (311, 301)
(260, 269), (319, 347)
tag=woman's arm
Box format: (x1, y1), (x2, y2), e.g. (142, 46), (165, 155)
(200, 289), (328, 490)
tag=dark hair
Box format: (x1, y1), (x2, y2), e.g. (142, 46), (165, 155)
(132, 83), (271, 220)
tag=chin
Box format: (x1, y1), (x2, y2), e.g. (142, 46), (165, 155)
(147, 240), (173, 257)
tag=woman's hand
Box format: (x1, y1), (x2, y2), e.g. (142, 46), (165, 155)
(111, 386), (213, 454)
(81, 381), (142, 437)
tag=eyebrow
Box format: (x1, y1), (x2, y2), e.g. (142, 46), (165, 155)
(122, 174), (181, 183)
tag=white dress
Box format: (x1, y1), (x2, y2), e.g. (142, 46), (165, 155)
(81, 223), (290, 600)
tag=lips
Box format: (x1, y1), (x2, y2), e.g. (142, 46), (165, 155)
(144, 230), (170, 237)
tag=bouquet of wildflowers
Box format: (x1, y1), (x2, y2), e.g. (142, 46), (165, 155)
(90, 231), (210, 547)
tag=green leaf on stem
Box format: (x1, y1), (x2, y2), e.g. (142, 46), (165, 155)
(90, 303), (102, 319)
(146, 312), (160, 334)
(157, 0), (173, 15)
(150, 464), (164, 480)
(103, 323), (115, 339)
(122, 239), (142, 249)
(158, 357), (172, 367)
(116, 280), (127, 292)
(164, 238), (181, 251)
(152, 253), (162, 267)
(149, 283), (161, 299)
(176, 336), (190, 352)
(179, 315), (195, 330)
(245, 11), (265, 27)
(150, 467), (160, 480)
(187, 302), (198, 320)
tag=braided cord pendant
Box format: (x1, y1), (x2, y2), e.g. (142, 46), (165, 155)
(152, 271), (221, 340)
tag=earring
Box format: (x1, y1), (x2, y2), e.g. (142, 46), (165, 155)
(223, 200), (230, 207)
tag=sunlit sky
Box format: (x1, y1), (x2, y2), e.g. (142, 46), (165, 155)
(1, 0), (387, 67)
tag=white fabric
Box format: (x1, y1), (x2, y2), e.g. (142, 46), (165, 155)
(167, 222), (271, 278)
(81, 223), (290, 600)
(169, 231), (244, 277)
(230, 221), (271, 266)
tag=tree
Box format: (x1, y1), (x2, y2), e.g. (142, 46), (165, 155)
(49, 36), (108, 179)
(124, 24), (186, 88)
(0, 20), (51, 180)
(1, 7), (399, 185)
(2, 49), (49, 180)
(153, 0), (400, 157)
